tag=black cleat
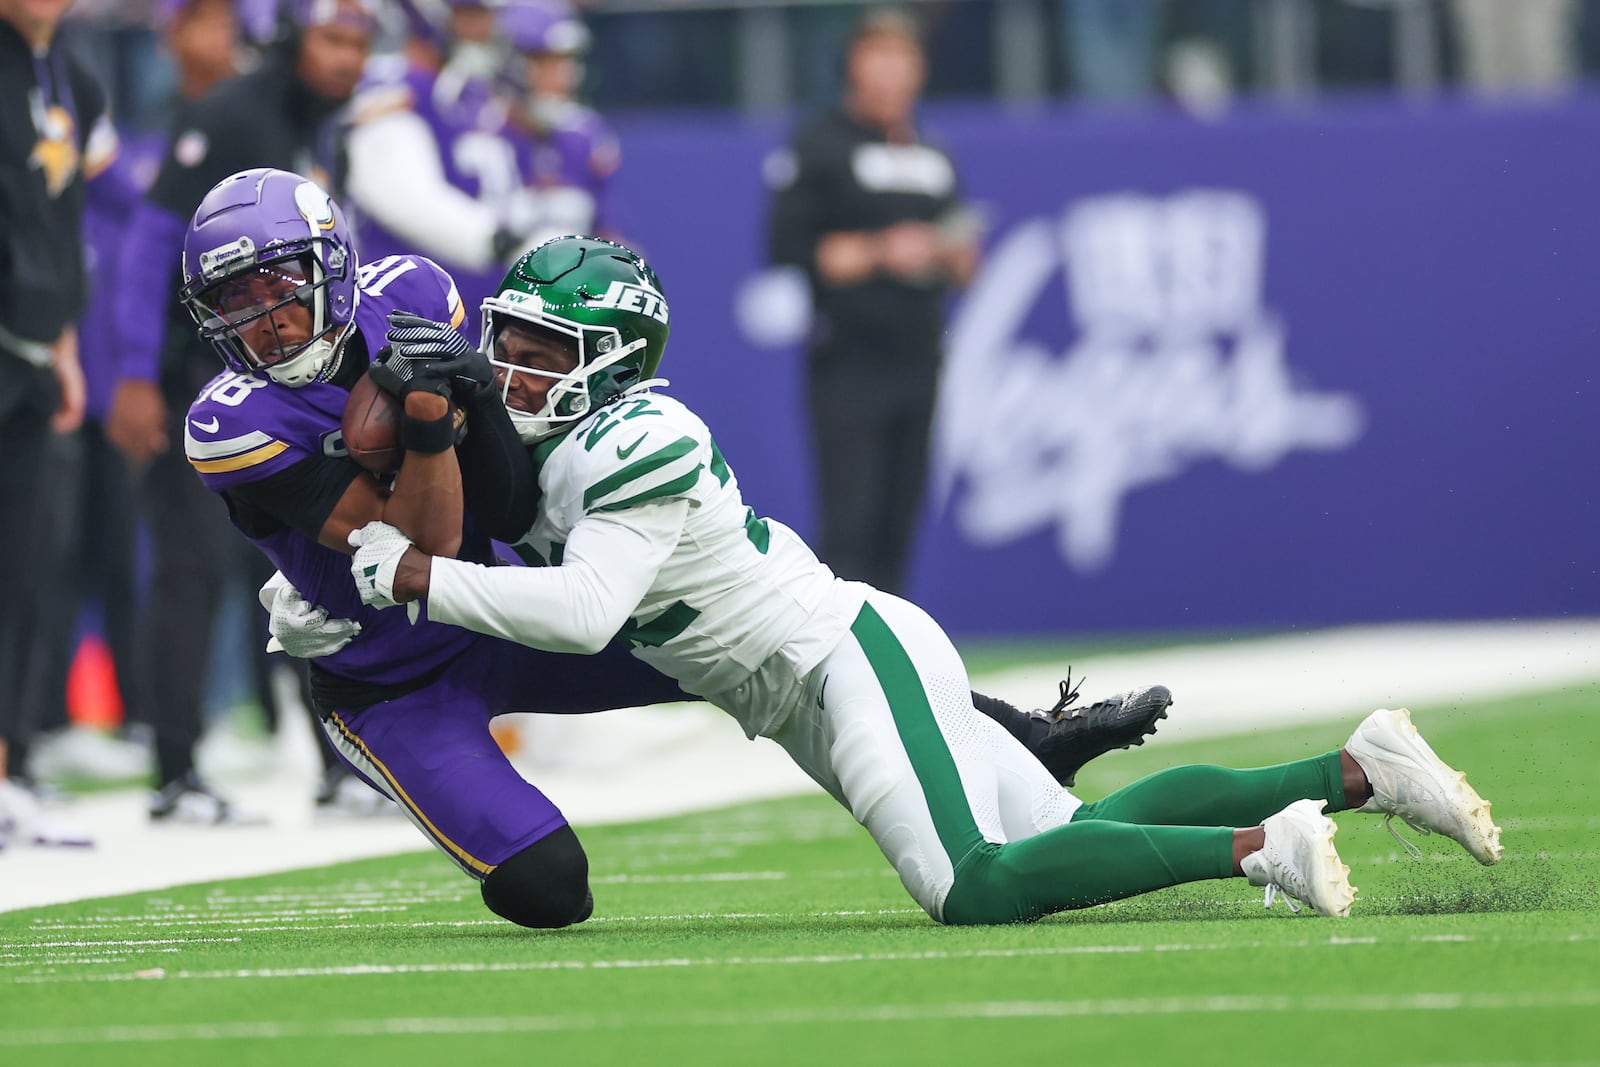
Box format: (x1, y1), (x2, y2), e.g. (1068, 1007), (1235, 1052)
(1024, 673), (1173, 787)
(149, 771), (266, 827)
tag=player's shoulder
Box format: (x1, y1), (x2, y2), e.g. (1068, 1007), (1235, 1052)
(556, 393), (711, 514)
(354, 253), (466, 332)
(183, 371), (304, 477)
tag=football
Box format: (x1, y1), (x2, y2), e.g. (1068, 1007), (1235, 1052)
(342, 370), (402, 475)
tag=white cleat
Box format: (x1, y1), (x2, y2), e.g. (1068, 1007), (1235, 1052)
(0, 779), (94, 848)
(1242, 799), (1356, 917)
(1345, 707), (1503, 866)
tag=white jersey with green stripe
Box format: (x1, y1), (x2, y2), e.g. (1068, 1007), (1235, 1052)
(513, 391), (867, 737)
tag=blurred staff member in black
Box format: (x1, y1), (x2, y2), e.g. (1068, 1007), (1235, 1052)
(13, 0), (245, 794)
(0, 0), (117, 847)
(104, 0), (376, 825)
(766, 7), (979, 597)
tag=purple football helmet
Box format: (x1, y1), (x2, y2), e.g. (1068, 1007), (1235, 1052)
(180, 168), (359, 387)
(500, 0), (589, 56)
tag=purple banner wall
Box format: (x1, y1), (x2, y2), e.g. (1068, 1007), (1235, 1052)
(610, 96), (1600, 635)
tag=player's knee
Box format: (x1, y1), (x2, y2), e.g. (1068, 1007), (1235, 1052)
(940, 844), (1034, 926)
(479, 825), (594, 929)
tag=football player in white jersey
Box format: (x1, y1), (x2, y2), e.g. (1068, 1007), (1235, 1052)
(344, 237), (1503, 924)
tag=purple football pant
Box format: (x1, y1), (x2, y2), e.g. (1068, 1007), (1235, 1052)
(318, 632), (685, 879)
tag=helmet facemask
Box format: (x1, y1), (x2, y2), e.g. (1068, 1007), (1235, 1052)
(182, 239), (353, 387)
(482, 307), (648, 443)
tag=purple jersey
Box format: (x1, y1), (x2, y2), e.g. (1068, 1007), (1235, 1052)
(519, 101), (620, 240)
(182, 253), (477, 687)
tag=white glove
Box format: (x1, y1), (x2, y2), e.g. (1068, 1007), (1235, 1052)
(349, 521), (415, 609)
(258, 569), (291, 613)
(265, 578), (361, 658)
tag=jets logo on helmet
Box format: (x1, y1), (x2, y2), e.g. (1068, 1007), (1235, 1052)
(590, 280), (668, 324)
(481, 235), (670, 442)
(179, 168), (360, 388)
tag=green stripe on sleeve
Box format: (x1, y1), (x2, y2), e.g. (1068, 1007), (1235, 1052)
(591, 466), (703, 513)
(708, 437), (731, 487)
(743, 508), (770, 554)
(583, 436), (698, 509)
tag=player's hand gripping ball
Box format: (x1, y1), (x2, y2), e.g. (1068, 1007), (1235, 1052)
(341, 369), (402, 475)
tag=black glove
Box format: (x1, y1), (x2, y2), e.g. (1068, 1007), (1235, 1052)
(369, 311), (493, 400)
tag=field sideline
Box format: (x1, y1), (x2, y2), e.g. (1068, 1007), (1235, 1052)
(3, 618), (1597, 914)
(0, 624), (1596, 1066)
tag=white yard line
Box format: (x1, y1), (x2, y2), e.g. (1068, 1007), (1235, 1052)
(9, 929), (1598, 985)
(1, 619), (1595, 915)
(3, 989), (1600, 1045)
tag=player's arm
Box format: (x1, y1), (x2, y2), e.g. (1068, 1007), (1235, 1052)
(765, 136), (826, 271)
(456, 382), (539, 541)
(378, 391), (464, 558)
(312, 391), (464, 559)
(228, 407), (460, 558)
(110, 97), (259, 463)
(346, 107), (505, 272)
(766, 131), (876, 286)
(395, 499), (687, 654)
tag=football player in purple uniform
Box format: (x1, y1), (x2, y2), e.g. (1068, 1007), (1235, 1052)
(345, 0), (535, 321)
(499, 0), (624, 246)
(179, 166), (686, 928)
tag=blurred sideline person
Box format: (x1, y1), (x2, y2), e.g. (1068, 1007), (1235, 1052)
(0, 0), (116, 848)
(767, 8), (979, 597)
(346, 0), (534, 320)
(342, 236), (1504, 926)
(18, 0), (241, 793)
(500, 0), (623, 247)
(104, 0), (377, 824)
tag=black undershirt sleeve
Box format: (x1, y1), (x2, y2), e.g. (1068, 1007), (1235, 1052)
(456, 384), (539, 541)
(225, 454), (366, 545)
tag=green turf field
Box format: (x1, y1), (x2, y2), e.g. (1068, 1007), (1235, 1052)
(2, 684), (1595, 1067)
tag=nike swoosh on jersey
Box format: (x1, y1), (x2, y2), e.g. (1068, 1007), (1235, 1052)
(191, 416), (221, 433)
(816, 676), (828, 710)
(616, 434), (648, 460)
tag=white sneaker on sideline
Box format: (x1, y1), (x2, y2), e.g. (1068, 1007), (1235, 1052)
(1345, 707), (1503, 865)
(26, 726), (150, 783)
(1242, 798), (1355, 917)
(0, 779), (94, 848)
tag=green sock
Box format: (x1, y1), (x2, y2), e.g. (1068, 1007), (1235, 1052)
(1073, 751), (1348, 829)
(943, 821), (1235, 925)
(941, 752), (1346, 925)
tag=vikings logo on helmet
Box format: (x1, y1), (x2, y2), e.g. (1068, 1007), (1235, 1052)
(481, 235), (669, 442)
